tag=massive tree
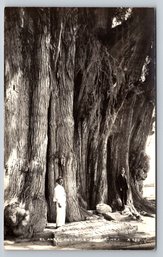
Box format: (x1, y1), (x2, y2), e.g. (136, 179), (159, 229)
(4, 7), (155, 238)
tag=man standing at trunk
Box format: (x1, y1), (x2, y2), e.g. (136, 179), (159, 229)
(53, 176), (66, 228)
(117, 167), (128, 210)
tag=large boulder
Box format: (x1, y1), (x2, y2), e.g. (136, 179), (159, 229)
(96, 203), (112, 214)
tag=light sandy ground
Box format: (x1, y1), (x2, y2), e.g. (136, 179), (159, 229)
(4, 215), (155, 250)
(143, 185), (155, 199)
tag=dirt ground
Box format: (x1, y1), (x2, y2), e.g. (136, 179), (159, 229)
(4, 215), (155, 250)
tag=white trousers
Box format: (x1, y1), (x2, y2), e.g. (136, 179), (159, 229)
(56, 203), (66, 227)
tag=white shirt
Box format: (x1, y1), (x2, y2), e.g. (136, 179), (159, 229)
(53, 184), (66, 206)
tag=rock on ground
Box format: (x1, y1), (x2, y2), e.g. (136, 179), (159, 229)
(96, 203), (112, 214)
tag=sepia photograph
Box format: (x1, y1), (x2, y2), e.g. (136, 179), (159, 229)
(4, 7), (156, 250)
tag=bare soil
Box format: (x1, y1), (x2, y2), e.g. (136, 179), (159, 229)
(4, 215), (155, 250)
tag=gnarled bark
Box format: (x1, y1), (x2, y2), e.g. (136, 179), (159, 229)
(4, 8), (156, 238)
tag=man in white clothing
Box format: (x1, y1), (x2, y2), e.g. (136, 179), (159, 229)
(53, 176), (66, 228)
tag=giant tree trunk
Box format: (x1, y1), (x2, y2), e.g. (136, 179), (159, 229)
(4, 8), (51, 236)
(54, 9), (82, 221)
(4, 8), (155, 238)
